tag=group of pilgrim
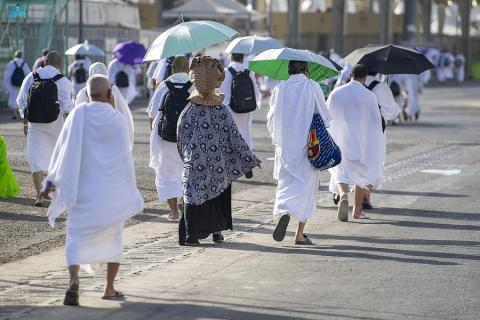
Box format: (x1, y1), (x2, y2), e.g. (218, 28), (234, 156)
(4, 44), (401, 304)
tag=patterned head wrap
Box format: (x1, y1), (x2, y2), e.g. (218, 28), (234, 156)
(189, 56), (225, 106)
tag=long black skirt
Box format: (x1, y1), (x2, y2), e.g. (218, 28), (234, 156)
(179, 186), (232, 245)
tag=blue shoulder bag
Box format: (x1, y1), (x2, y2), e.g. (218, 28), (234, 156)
(307, 113), (342, 170)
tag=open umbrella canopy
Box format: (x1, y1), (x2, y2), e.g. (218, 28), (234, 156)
(65, 41), (105, 57)
(324, 56), (343, 71)
(225, 35), (284, 55)
(113, 41), (147, 65)
(249, 48), (338, 82)
(143, 20), (238, 62)
(344, 44), (435, 75)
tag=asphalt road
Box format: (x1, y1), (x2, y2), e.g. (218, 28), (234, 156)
(0, 84), (479, 263)
(0, 83), (479, 319)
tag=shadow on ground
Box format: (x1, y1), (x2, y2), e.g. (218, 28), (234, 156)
(0, 301), (388, 320)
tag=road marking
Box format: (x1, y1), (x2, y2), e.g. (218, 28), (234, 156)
(383, 145), (464, 182)
(421, 169), (462, 176)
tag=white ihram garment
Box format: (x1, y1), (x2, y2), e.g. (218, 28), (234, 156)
(267, 74), (331, 223)
(444, 53), (455, 80)
(107, 58), (137, 104)
(366, 76), (400, 186)
(421, 48), (439, 85)
(152, 58), (168, 82)
(437, 53), (454, 82)
(220, 61), (261, 149)
(16, 66), (74, 173)
(147, 72), (194, 201)
(76, 85), (134, 150)
(454, 54), (465, 83)
(3, 58), (31, 110)
(44, 102), (144, 266)
(405, 74), (421, 116)
(327, 80), (383, 191)
(146, 61), (159, 96)
(68, 59), (91, 96)
(335, 63), (352, 88)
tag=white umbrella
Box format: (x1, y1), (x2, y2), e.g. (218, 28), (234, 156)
(225, 35), (284, 55)
(65, 41), (105, 57)
(143, 20), (238, 62)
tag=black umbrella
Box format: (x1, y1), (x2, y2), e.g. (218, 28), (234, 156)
(322, 55), (343, 72)
(344, 44), (435, 75)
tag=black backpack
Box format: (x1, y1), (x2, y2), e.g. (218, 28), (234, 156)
(367, 80), (386, 133)
(228, 67), (257, 113)
(74, 63), (87, 83)
(389, 80), (401, 97)
(115, 70), (129, 88)
(442, 56), (451, 68)
(11, 61), (26, 87)
(158, 81), (192, 142)
(26, 73), (63, 123)
(162, 56), (175, 81)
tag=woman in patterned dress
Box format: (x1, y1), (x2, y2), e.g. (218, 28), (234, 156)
(177, 56), (261, 246)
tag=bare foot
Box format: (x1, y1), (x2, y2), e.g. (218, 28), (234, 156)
(168, 211), (180, 222)
(102, 288), (124, 300)
(70, 280), (79, 293)
(352, 207), (363, 219)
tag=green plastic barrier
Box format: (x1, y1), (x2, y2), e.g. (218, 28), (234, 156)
(470, 62), (480, 80)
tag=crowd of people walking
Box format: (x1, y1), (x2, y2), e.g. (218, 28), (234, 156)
(0, 29), (458, 305)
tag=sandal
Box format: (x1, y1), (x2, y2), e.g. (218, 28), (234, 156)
(295, 234), (313, 245)
(34, 199), (43, 207)
(353, 212), (368, 219)
(333, 193), (340, 205)
(362, 202), (373, 210)
(212, 233), (224, 244)
(63, 288), (79, 306)
(102, 290), (124, 300)
(273, 214), (290, 242)
(183, 239), (200, 246)
(337, 199), (349, 222)
(167, 214), (180, 222)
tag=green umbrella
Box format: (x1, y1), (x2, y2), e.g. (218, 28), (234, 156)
(143, 20), (238, 61)
(249, 48), (338, 82)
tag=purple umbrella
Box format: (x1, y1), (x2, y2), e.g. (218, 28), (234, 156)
(113, 41), (147, 65)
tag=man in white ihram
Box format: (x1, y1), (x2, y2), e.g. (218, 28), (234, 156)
(41, 75), (144, 306)
(16, 51), (73, 207)
(107, 57), (137, 104)
(454, 52), (465, 84)
(68, 54), (91, 97)
(220, 52), (261, 179)
(362, 72), (400, 209)
(327, 64), (384, 221)
(3, 50), (31, 120)
(147, 56), (194, 222)
(268, 60), (331, 245)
